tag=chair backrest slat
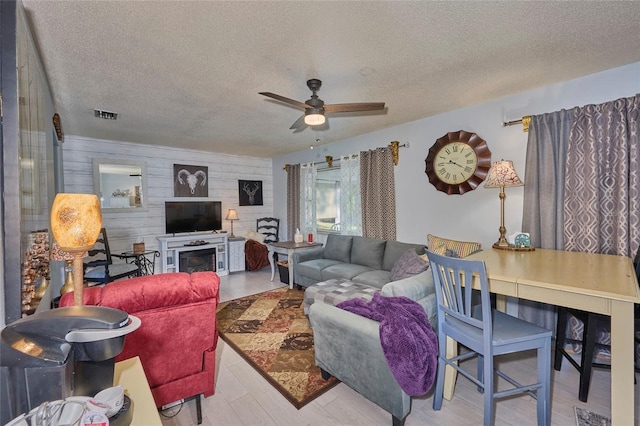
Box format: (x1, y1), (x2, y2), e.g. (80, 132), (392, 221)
(427, 250), (493, 343)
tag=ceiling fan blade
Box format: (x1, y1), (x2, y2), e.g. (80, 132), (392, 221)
(324, 102), (385, 113)
(259, 92), (310, 110)
(289, 114), (307, 130)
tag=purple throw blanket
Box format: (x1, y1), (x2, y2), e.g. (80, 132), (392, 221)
(337, 292), (438, 396)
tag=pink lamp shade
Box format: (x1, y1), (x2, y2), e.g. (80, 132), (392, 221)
(484, 160), (524, 188)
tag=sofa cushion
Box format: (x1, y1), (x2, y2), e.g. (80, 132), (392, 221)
(322, 263), (374, 281)
(427, 234), (481, 258)
(352, 270), (391, 288)
(382, 241), (426, 271)
(324, 234), (353, 263)
(351, 237), (386, 269)
(390, 249), (430, 281)
(296, 259), (342, 282)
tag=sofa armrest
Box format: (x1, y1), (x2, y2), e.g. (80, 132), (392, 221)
(308, 302), (410, 420)
(380, 270), (434, 300)
(292, 247), (325, 264)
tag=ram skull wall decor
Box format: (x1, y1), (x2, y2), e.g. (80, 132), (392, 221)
(174, 164), (208, 197)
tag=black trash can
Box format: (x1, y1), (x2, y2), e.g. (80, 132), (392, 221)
(277, 261), (289, 285)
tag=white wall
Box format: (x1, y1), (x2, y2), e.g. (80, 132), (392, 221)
(62, 136), (273, 276)
(272, 62), (640, 248)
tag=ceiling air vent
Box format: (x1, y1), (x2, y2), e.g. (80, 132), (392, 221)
(94, 109), (118, 120)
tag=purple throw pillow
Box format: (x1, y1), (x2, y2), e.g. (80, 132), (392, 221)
(390, 249), (430, 281)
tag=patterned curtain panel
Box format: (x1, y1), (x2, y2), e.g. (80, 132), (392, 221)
(286, 164), (301, 241)
(564, 94), (640, 257)
(518, 110), (573, 331)
(360, 147), (396, 240)
(563, 94), (638, 356)
(300, 162), (317, 237)
(340, 154), (362, 236)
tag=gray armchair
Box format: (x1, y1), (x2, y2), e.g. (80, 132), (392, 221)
(308, 270), (437, 426)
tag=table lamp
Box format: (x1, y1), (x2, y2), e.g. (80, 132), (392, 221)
(50, 193), (102, 305)
(50, 240), (77, 295)
(484, 160), (523, 250)
(226, 209), (239, 238)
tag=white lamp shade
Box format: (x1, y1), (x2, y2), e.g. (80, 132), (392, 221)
(484, 160), (524, 188)
(225, 209), (239, 221)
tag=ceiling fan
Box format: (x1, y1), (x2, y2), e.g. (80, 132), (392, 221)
(259, 78), (385, 130)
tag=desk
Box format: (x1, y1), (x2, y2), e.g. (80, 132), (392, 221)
(267, 241), (322, 289)
(461, 249), (640, 425)
(119, 250), (160, 276)
(114, 357), (161, 426)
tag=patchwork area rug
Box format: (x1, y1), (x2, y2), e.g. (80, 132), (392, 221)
(575, 407), (611, 426)
(217, 287), (340, 409)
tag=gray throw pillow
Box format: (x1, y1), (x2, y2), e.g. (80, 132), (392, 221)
(390, 249), (430, 281)
(445, 248), (460, 258)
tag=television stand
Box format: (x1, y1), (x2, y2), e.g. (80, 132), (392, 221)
(157, 233), (228, 275)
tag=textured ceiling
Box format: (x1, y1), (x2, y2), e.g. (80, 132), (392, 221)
(21, 1), (640, 158)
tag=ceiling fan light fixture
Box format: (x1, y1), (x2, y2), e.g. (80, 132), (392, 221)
(304, 111), (325, 126)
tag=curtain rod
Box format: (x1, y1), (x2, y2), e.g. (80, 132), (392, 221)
(502, 115), (531, 132)
(284, 141), (409, 171)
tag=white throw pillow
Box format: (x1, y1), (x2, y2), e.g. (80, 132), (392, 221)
(245, 230), (267, 245)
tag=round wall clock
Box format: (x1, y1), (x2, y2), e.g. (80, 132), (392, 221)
(425, 130), (491, 195)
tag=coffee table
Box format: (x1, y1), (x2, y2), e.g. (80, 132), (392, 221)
(267, 241), (322, 289)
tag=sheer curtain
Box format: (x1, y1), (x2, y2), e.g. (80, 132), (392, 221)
(286, 164), (301, 240)
(300, 162), (317, 238)
(339, 154), (362, 235)
(360, 147), (396, 240)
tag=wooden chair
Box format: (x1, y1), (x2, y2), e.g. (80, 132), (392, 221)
(245, 218), (280, 271)
(554, 247), (640, 402)
(83, 228), (139, 285)
(427, 250), (552, 426)
(256, 217), (279, 243)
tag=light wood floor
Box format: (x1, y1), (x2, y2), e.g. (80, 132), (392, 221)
(160, 268), (640, 426)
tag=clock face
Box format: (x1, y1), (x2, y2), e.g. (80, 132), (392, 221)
(433, 142), (479, 184)
(425, 131), (491, 195)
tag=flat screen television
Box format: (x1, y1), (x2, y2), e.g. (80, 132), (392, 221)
(165, 201), (222, 234)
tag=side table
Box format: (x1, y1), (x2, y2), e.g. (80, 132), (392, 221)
(267, 241), (322, 289)
(118, 250), (160, 276)
(228, 237), (246, 273)
(114, 356), (162, 426)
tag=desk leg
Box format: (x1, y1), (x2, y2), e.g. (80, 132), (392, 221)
(287, 250), (294, 290)
(609, 300), (635, 425)
(268, 248), (276, 281)
(443, 336), (458, 400)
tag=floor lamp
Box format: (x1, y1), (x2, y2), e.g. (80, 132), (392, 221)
(484, 160), (523, 250)
(50, 193), (102, 306)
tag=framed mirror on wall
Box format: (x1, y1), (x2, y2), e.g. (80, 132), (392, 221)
(93, 159), (148, 211)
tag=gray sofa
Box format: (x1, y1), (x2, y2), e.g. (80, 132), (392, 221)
(300, 234), (439, 426)
(292, 234), (426, 288)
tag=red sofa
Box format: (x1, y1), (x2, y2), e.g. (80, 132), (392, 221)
(60, 271), (219, 423)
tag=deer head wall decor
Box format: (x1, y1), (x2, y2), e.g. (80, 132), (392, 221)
(238, 180), (264, 206)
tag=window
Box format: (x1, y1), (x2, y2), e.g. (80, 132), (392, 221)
(316, 168), (341, 233)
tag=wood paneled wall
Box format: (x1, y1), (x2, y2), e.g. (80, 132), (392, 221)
(62, 136), (273, 272)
